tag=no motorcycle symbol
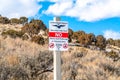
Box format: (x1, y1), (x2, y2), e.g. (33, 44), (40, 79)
(63, 43), (68, 49)
(49, 43), (54, 48)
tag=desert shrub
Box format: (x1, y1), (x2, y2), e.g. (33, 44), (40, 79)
(107, 38), (120, 47)
(78, 34), (86, 46)
(67, 62), (78, 80)
(22, 33), (30, 40)
(0, 50), (53, 80)
(21, 23), (41, 37)
(85, 33), (96, 45)
(2, 29), (24, 38)
(44, 29), (49, 36)
(21, 19), (47, 37)
(96, 35), (106, 50)
(74, 51), (87, 58)
(100, 63), (120, 77)
(0, 63), (29, 80)
(103, 64), (115, 73)
(101, 63), (118, 77)
(10, 18), (20, 24)
(72, 32), (79, 41)
(21, 51), (53, 80)
(19, 16), (28, 25)
(31, 35), (45, 45)
(114, 40), (120, 47)
(74, 52), (83, 58)
(107, 38), (115, 45)
(73, 48), (88, 58)
(72, 31), (107, 49)
(21, 20), (47, 37)
(72, 31), (96, 47)
(30, 19), (46, 31)
(0, 16), (9, 24)
(0, 64), (10, 80)
(9, 66), (29, 80)
(72, 31), (85, 40)
(115, 68), (120, 76)
(44, 37), (49, 44)
(68, 28), (73, 42)
(78, 33), (96, 47)
(106, 50), (119, 61)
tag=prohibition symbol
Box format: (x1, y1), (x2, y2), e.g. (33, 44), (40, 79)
(49, 43), (54, 48)
(63, 43), (68, 49)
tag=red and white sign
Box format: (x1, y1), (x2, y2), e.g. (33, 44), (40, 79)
(49, 21), (68, 51)
(49, 32), (68, 38)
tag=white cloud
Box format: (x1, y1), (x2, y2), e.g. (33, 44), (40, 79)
(37, 0), (69, 2)
(48, 0), (59, 2)
(37, 0), (45, 2)
(44, 1), (73, 15)
(0, 0), (41, 18)
(44, 0), (120, 22)
(103, 30), (120, 40)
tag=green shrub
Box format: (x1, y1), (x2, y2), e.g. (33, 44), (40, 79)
(31, 35), (45, 45)
(2, 29), (24, 38)
(96, 35), (106, 50)
(30, 19), (47, 31)
(0, 51), (53, 80)
(21, 51), (53, 80)
(0, 16), (10, 24)
(22, 34), (30, 40)
(21, 23), (40, 37)
(19, 16), (28, 25)
(21, 19), (46, 37)
(68, 29), (73, 42)
(10, 18), (20, 24)
(106, 50), (119, 61)
(67, 62), (78, 80)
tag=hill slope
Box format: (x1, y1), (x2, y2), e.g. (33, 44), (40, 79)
(0, 36), (120, 80)
(0, 23), (22, 34)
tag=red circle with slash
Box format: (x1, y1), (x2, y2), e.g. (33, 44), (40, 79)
(49, 43), (54, 48)
(63, 43), (68, 49)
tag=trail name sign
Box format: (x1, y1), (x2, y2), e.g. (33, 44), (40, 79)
(49, 21), (68, 51)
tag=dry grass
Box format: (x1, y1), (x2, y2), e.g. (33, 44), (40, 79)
(61, 47), (120, 80)
(0, 36), (120, 80)
(0, 24), (22, 34)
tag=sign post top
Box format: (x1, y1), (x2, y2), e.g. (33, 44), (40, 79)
(53, 17), (61, 21)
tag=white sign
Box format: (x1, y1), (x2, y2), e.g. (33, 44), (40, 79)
(49, 21), (68, 51)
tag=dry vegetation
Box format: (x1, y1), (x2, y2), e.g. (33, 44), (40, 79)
(0, 24), (22, 34)
(0, 23), (23, 32)
(0, 16), (120, 80)
(0, 36), (120, 80)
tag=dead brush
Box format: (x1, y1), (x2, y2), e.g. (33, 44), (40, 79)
(0, 64), (29, 80)
(1, 36), (120, 80)
(106, 50), (120, 61)
(73, 47), (88, 58)
(19, 51), (53, 80)
(0, 51), (53, 80)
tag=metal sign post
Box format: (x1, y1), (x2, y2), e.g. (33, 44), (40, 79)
(54, 50), (61, 80)
(54, 17), (61, 80)
(49, 17), (68, 80)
